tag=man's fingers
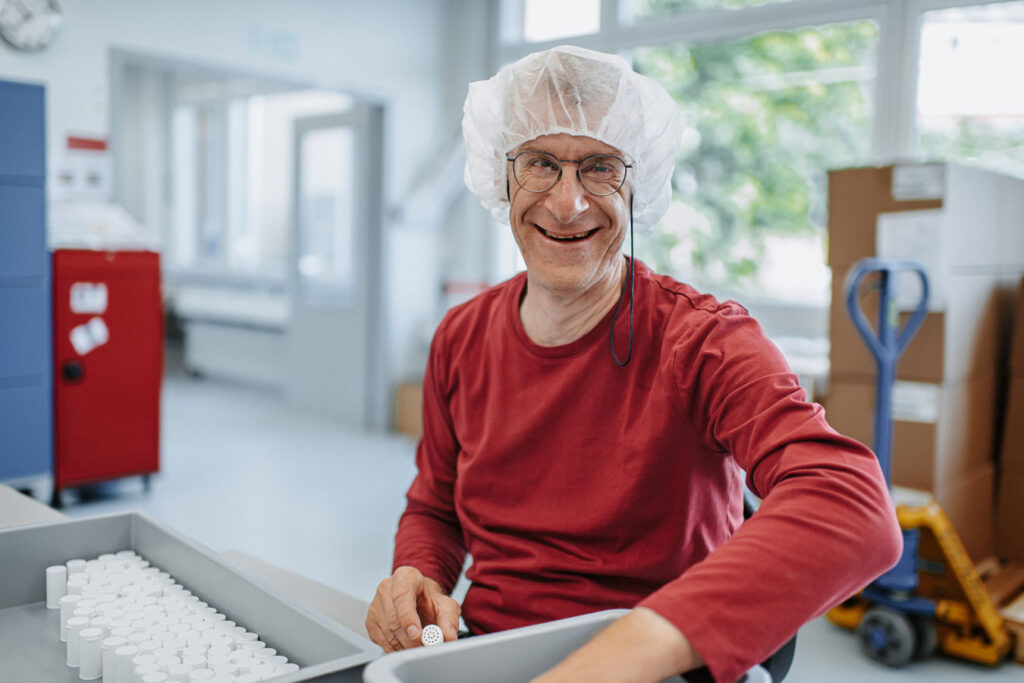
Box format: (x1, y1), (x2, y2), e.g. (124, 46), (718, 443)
(366, 591), (391, 650)
(391, 571), (425, 648)
(369, 568), (457, 651)
(366, 620), (394, 653)
(417, 586), (442, 626)
(434, 595), (462, 641)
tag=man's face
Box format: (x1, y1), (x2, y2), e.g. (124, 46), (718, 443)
(507, 134), (631, 297)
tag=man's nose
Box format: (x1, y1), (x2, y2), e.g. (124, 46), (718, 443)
(545, 166), (589, 223)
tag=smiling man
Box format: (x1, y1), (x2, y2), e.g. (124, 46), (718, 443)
(365, 46), (901, 682)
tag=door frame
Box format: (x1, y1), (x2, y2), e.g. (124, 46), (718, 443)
(288, 103), (387, 430)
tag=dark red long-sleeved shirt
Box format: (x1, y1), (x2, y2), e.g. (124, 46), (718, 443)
(394, 259), (900, 682)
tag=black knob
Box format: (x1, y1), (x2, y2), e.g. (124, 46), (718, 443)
(62, 361), (84, 382)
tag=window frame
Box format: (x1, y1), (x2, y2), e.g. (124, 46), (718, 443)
(489, 0), (1022, 337)
(495, 0), (1022, 185)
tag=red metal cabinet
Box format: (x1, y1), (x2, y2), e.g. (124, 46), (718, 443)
(52, 249), (162, 496)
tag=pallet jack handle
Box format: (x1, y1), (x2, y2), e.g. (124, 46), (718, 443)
(844, 258), (929, 487)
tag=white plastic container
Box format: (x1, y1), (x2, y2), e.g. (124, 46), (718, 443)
(101, 635), (127, 683)
(60, 594), (84, 640)
(134, 663), (162, 683)
(115, 645), (141, 683)
(78, 627), (104, 680)
(46, 565), (68, 608)
(66, 615), (91, 667)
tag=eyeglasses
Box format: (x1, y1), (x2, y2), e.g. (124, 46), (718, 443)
(506, 150), (631, 196)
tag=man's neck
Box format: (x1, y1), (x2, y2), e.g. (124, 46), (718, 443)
(519, 259), (627, 347)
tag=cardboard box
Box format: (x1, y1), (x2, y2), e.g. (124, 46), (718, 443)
(1011, 278), (1024, 375)
(828, 165), (942, 268)
(824, 372), (999, 492)
(998, 375), (1024, 562)
(393, 381), (423, 439)
(934, 464), (996, 562)
(828, 163), (1024, 269)
(830, 268), (1006, 383)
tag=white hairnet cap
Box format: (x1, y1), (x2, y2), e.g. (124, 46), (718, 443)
(462, 45), (682, 233)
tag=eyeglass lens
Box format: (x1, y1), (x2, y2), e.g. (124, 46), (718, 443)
(511, 151), (627, 196)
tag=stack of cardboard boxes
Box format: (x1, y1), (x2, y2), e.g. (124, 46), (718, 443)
(825, 163), (1024, 561)
(998, 281), (1024, 562)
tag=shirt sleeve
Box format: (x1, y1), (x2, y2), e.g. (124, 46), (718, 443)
(392, 320), (468, 594)
(638, 306), (902, 683)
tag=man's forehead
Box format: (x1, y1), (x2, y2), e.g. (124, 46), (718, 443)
(513, 133), (624, 158)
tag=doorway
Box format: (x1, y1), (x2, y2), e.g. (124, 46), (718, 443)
(287, 106), (386, 429)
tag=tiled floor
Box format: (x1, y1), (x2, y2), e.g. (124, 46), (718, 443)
(62, 371), (1024, 682)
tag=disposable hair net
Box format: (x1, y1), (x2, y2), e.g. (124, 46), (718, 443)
(462, 45), (683, 233)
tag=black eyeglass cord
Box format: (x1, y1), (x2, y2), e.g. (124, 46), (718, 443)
(610, 198), (634, 367)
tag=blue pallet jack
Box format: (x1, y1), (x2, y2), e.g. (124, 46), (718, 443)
(826, 258), (1014, 667)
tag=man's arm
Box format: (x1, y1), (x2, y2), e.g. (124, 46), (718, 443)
(367, 321), (467, 651)
(634, 309), (900, 681)
(392, 321), (467, 592)
(542, 308), (900, 682)
(532, 608), (703, 683)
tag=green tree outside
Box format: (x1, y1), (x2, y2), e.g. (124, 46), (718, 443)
(631, 21), (878, 298)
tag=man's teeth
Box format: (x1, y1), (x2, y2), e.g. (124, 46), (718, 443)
(543, 228), (594, 241)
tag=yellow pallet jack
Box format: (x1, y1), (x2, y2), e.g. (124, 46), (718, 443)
(825, 258), (1020, 667)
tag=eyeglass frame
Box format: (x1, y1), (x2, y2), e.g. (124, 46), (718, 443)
(505, 150), (633, 197)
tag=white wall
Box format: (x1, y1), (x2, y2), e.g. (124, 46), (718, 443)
(0, 0), (447, 205)
(0, 0), (457, 426)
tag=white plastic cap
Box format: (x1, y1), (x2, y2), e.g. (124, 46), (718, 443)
(421, 624), (444, 647)
(463, 44), (682, 233)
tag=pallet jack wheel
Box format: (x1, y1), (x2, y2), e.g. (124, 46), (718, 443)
(857, 607), (916, 667)
(912, 615), (938, 659)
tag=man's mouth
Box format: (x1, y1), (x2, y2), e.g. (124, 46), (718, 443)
(536, 226), (600, 243)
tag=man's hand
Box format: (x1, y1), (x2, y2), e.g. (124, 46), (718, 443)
(530, 607), (703, 683)
(366, 566), (461, 652)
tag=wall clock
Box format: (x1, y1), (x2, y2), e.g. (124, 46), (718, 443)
(0, 0), (63, 52)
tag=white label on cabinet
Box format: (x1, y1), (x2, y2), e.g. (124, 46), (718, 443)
(69, 317), (109, 356)
(70, 282), (108, 314)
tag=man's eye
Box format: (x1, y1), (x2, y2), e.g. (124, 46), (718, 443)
(583, 161), (616, 176)
(528, 157), (558, 171)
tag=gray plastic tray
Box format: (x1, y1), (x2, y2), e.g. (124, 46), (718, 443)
(0, 511), (381, 682)
(362, 609), (770, 683)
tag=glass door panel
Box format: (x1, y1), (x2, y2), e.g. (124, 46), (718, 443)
(297, 126), (356, 306)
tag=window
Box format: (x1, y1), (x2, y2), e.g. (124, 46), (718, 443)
(511, 0), (601, 43)
(495, 1), (888, 308)
(632, 21), (878, 303)
(168, 86), (352, 279)
(496, 0), (1024, 309)
(296, 125), (356, 304)
(916, 1), (1024, 175)
(628, 0), (796, 22)
(113, 54), (352, 283)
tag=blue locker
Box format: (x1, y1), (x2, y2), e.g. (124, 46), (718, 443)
(0, 80), (51, 485)
(0, 383), (51, 480)
(0, 287), (50, 378)
(0, 81), (46, 179)
(0, 184), (47, 277)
